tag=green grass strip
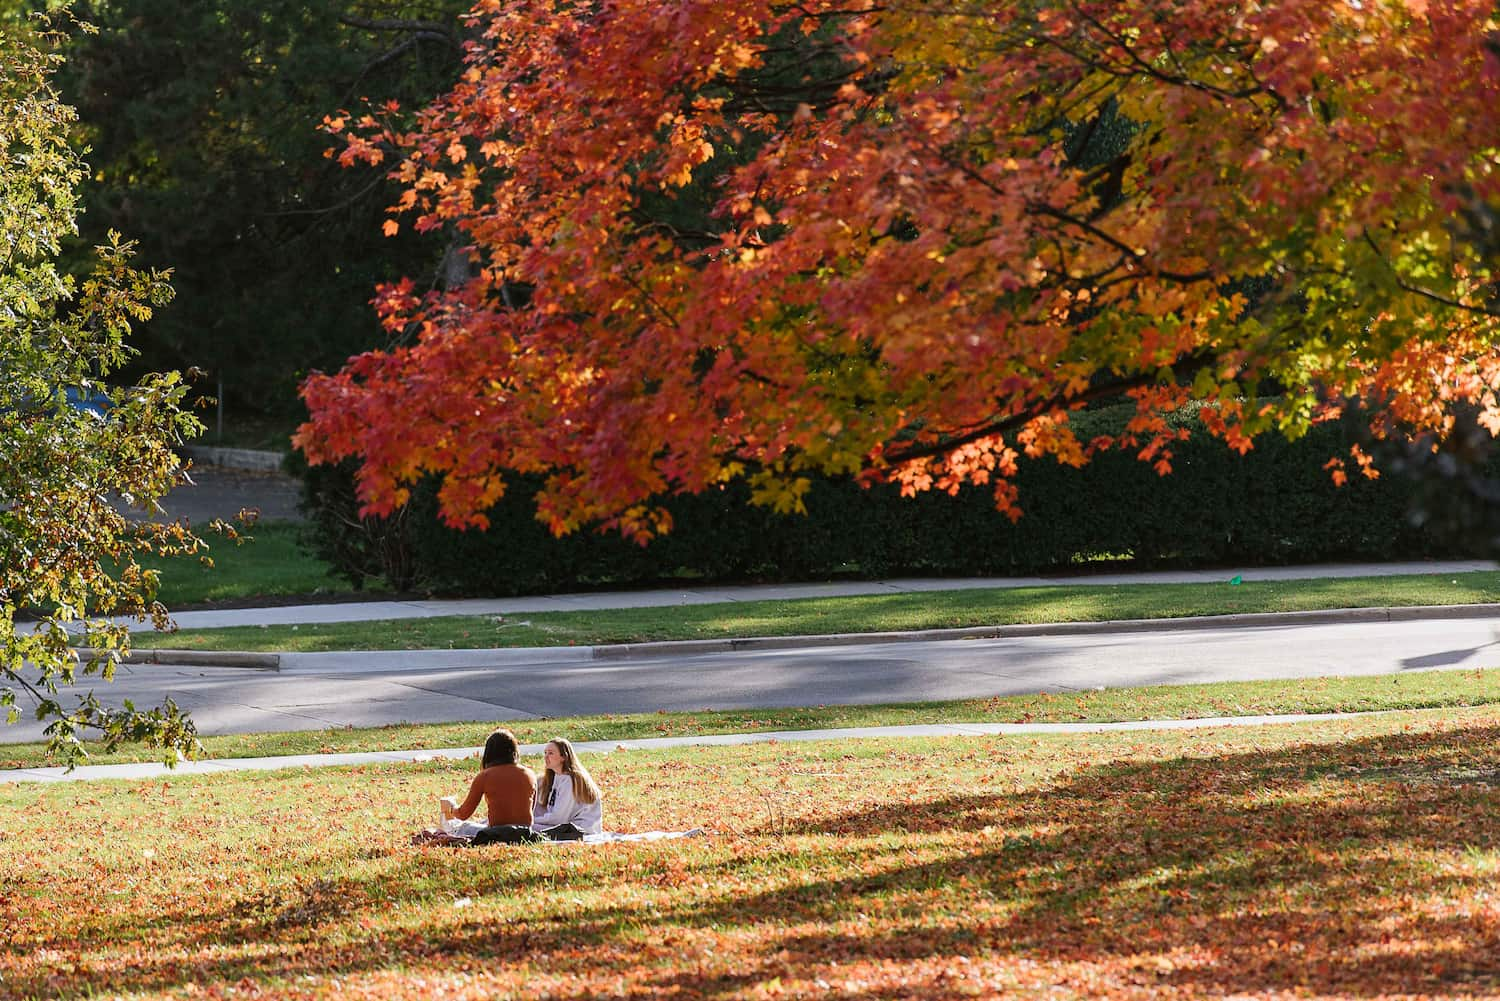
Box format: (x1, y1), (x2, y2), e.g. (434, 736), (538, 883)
(135, 570), (1500, 652)
(146, 521), (352, 607)
(3, 665), (1495, 770)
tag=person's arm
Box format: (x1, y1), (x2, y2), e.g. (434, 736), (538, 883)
(452, 770), (486, 822)
(532, 775), (576, 828)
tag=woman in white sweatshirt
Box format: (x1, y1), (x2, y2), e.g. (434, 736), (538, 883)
(531, 738), (605, 840)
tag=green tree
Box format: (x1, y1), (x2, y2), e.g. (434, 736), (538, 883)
(57, 0), (469, 429)
(1, 12), (202, 766)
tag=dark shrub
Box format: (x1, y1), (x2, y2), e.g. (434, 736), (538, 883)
(296, 406), (1459, 596)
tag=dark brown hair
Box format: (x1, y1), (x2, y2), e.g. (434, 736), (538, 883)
(481, 728), (519, 768)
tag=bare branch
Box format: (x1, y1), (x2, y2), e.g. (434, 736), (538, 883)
(339, 14), (460, 46)
(263, 174), (387, 219)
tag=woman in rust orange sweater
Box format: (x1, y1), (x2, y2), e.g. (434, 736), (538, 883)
(440, 729), (537, 840)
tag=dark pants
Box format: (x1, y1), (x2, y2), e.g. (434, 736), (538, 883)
(540, 823), (585, 842)
(473, 824), (542, 845)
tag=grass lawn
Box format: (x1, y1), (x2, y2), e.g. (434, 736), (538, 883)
(145, 521), (353, 607)
(135, 570), (1500, 652)
(4, 707), (1499, 999)
(2, 666), (1496, 770)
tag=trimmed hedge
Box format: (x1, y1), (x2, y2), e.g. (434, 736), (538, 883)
(299, 406), (1460, 597)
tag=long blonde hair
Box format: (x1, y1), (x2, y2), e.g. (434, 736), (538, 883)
(536, 738), (601, 806)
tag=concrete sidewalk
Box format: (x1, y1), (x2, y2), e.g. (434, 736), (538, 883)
(132, 558), (1498, 633)
(0, 710), (1390, 785)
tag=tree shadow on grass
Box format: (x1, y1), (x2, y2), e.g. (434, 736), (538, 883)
(606, 725), (1500, 998)
(631, 724), (1500, 998)
(11, 725), (1500, 999)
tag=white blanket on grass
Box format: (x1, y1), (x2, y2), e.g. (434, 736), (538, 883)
(578, 829), (706, 844)
(441, 818), (705, 843)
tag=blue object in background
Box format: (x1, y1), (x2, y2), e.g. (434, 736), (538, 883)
(63, 386), (112, 417)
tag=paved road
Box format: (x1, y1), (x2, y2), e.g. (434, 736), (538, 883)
(116, 465), (304, 525)
(6, 614), (1498, 743)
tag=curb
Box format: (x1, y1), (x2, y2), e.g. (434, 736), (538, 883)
(586, 603), (1500, 660)
(81, 647), (281, 671)
(178, 445), (286, 473)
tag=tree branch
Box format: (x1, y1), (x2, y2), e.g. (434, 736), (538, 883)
(1064, 4), (1268, 104)
(915, 133), (1214, 284)
(338, 14), (460, 45)
(1028, 203), (1213, 283)
(263, 174), (387, 219)
(881, 350), (1216, 467)
(1362, 229), (1500, 319)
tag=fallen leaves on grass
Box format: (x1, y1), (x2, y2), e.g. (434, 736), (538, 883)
(3, 711), (1500, 998)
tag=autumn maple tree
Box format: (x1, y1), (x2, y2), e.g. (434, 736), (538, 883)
(299, 0), (1500, 539)
(1, 14), (204, 765)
